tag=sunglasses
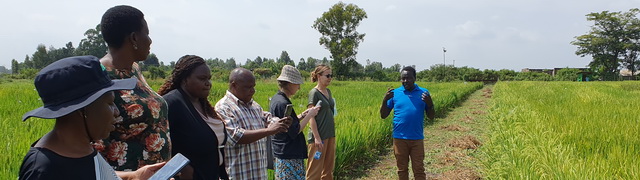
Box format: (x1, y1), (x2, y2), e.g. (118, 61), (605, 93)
(324, 74), (333, 79)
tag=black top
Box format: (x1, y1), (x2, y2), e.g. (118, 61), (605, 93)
(163, 88), (228, 180)
(19, 146), (100, 180)
(269, 91), (308, 159)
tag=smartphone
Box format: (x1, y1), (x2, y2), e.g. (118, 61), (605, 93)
(315, 100), (323, 107)
(284, 104), (294, 117)
(149, 153), (190, 180)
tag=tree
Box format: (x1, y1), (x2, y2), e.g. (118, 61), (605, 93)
(23, 55), (33, 69)
(297, 58), (307, 71)
(48, 42), (75, 64)
(0, 66), (9, 74)
(144, 53), (160, 66)
(386, 63), (401, 73)
(147, 66), (166, 79)
(364, 60), (383, 74)
(555, 68), (581, 81)
(313, 2), (367, 79)
(572, 8), (640, 80)
(304, 57), (320, 71)
(225, 58), (237, 70)
(32, 44), (50, 69)
(497, 69), (517, 81)
(76, 24), (107, 58)
(11, 59), (19, 74)
(321, 57), (330, 65)
(278, 51), (293, 66)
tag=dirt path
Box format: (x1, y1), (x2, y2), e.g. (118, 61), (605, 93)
(358, 85), (493, 180)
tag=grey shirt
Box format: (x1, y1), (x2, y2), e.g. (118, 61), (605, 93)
(307, 88), (336, 142)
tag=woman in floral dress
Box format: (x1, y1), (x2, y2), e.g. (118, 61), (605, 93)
(94, 5), (171, 171)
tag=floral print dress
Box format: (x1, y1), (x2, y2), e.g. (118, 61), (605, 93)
(94, 62), (171, 171)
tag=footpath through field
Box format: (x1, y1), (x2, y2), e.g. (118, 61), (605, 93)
(359, 85), (492, 180)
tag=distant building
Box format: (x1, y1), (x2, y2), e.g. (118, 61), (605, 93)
(620, 68), (639, 80)
(521, 68), (589, 76)
(522, 67), (639, 81)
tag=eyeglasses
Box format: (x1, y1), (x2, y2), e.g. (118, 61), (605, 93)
(324, 74), (333, 79)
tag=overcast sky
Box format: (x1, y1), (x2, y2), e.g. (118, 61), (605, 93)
(1, 0), (638, 71)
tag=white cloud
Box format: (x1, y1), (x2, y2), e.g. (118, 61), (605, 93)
(423, 28), (433, 35)
(497, 27), (540, 42)
(455, 21), (485, 38)
(27, 13), (57, 22)
(385, 5), (397, 11)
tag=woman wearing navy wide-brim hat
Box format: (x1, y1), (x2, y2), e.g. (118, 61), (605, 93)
(19, 56), (167, 180)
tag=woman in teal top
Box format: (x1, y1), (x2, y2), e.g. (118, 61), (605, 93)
(306, 64), (337, 179)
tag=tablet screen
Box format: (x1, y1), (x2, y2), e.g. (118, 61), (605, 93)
(149, 153), (190, 180)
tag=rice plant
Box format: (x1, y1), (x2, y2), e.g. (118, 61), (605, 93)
(482, 81), (640, 179)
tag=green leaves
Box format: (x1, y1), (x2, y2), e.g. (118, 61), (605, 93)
(313, 2), (368, 79)
(572, 8), (640, 80)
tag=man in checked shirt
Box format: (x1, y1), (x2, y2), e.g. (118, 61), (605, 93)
(215, 68), (291, 180)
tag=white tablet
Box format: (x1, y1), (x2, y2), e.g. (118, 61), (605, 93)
(149, 153), (190, 180)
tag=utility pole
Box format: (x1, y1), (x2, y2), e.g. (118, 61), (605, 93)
(442, 47), (446, 65)
(442, 47), (447, 82)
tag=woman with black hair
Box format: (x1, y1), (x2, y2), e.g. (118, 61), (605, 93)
(96, 5), (171, 171)
(159, 55), (229, 180)
(19, 56), (167, 180)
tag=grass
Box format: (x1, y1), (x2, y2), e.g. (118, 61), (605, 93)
(0, 80), (54, 178)
(482, 81), (640, 179)
(0, 79), (482, 179)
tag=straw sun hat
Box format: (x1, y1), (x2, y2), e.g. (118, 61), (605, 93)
(276, 65), (304, 84)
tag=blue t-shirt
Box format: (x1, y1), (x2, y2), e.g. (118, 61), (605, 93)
(386, 84), (430, 140)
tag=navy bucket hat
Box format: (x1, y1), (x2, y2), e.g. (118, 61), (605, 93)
(22, 56), (137, 121)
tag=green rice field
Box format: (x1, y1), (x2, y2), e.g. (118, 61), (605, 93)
(4, 79), (639, 179)
(482, 81), (640, 179)
(0, 79), (482, 179)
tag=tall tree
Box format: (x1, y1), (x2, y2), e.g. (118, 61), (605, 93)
(278, 51), (293, 65)
(11, 59), (20, 74)
(48, 42), (76, 64)
(321, 57), (330, 65)
(298, 58), (307, 71)
(144, 53), (160, 66)
(305, 57), (320, 71)
(622, 13), (640, 79)
(76, 24), (107, 58)
(572, 8), (640, 80)
(32, 44), (50, 69)
(225, 58), (237, 70)
(364, 60), (383, 74)
(313, 2), (367, 79)
(23, 55), (33, 69)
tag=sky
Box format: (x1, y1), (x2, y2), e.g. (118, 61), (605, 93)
(1, 0), (639, 71)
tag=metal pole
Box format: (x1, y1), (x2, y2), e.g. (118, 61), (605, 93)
(442, 47), (446, 65)
(442, 47), (446, 81)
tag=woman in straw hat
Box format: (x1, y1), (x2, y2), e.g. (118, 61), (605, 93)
(269, 65), (320, 180)
(19, 56), (167, 180)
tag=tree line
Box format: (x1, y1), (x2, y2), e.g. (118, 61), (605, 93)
(3, 5), (639, 82)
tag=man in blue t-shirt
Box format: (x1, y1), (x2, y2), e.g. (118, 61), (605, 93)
(380, 66), (435, 180)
